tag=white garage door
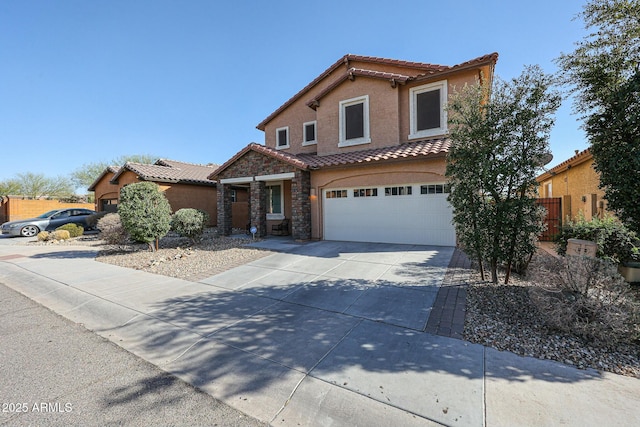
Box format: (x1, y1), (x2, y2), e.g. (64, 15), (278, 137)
(323, 184), (455, 246)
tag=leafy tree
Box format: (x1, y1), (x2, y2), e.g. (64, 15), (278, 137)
(446, 66), (561, 284)
(556, 0), (640, 233)
(0, 179), (21, 197)
(72, 154), (157, 189)
(0, 173), (75, 198)
(118, 182), (171, 251)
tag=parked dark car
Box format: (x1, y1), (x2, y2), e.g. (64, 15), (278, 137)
(1, 208), (97, 237)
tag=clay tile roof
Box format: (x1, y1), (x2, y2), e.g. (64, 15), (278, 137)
(207, 143), (310, 179)
(296, 138), (451, 168)
(87, 165), (121, 191)
(414, 52), (499, 81)
(111, 159), (217, 186)
(209, 139), (451, 180)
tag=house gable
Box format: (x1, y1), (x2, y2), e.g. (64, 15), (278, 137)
(258, 53), (497, 157)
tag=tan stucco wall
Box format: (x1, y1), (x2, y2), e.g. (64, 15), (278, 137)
(309, 157), (448, 240)
(315, 78), (400, 156)
(540, 157), (609, 222)
(92, 172), (120, 211)
(1, 197), (94, 222)
(107, 171), (218, 226)
(263, 64), (487, 158)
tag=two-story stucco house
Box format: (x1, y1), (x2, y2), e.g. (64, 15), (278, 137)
(210, 53), (498, 245)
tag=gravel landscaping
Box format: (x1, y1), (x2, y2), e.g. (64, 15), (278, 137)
(463, 252), (640, 378)
(27, 230), (640, 378)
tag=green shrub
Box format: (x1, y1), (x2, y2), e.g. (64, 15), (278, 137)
(97, 213), (129, 245)
(530, 255), (640, 346)
(37, 231), (49, 241)
(555, 214), (640, 263)
(56, 223), (84, 238)
(118, 182), (171, 251)
(50, 229), (70, 240)
(171, 208), (209, 241)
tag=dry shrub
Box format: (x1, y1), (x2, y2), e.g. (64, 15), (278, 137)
(50, 230), (70, 241)
(529, 255), (640, 346)
(37, 231), (50, 241)
(97, 213), (129, 246)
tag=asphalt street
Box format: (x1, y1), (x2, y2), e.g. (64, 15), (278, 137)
(0, 282), (267, 427)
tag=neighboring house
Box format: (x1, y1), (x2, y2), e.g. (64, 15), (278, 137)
(536, 148), (611, 224)
(89, 159), (248, 227)
(210, 53), (498, 245)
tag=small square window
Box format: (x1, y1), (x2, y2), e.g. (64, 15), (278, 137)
(420, 184), (450, 195)
(353, 188), (378, 197)
(384, 186), (412, 196)
(326, 190), (348, 199)
(276, 126), (289, 149)
(303, 121), (317, 146)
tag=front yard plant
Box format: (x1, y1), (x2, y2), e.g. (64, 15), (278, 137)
(56, 223), (84, 238)
(117, 182), (171, 251)
(530, 255), (640, 346)
(555, 215), (640, 264)
(170, 208), (209, 242)
(446, 66), (560, 283)
(97, 213), (129, 246)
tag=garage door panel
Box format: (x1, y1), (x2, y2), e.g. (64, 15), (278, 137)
(323, 186), (455, 246)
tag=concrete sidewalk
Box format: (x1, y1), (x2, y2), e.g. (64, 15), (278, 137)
(0, 240), (638, 426)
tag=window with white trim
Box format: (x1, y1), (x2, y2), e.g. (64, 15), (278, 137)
(303, 121), (317, 146)
(409, 80), (447, 139)
(267, 182), (284, 219)
(339, 95), (370, 147)
(276, 126), (289, 149)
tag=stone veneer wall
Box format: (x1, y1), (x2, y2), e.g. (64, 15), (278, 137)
(216, 184), (233, 235)
(216, 150), (312, 239)
(291, 170), (311, 240)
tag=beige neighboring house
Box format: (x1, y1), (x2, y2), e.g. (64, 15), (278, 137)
(210, 52), (498, 244)
(89, 159), (248, 227)
(536, 148), (612, 223)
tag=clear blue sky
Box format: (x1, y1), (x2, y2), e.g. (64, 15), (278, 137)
(1, 0), (588, 189)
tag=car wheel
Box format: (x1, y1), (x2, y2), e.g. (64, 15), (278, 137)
(20, 225), (39, 237)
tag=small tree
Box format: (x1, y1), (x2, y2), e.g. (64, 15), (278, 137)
(446, 66), (561, 284)
(118, 182), (171, 251)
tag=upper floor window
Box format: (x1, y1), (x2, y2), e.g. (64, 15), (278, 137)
(303, 121), (317, 146)
(276, 126), (289, 149)
(339, 95), (370, 147)
(409, 80), (447, 139)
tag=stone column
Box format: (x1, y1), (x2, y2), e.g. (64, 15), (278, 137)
(216, 183), (233, 236)
(250, 180), (267, 237)
(291, 170), (311, 240)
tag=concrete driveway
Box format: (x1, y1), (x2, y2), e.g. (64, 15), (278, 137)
(2, 238), (638, 426)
